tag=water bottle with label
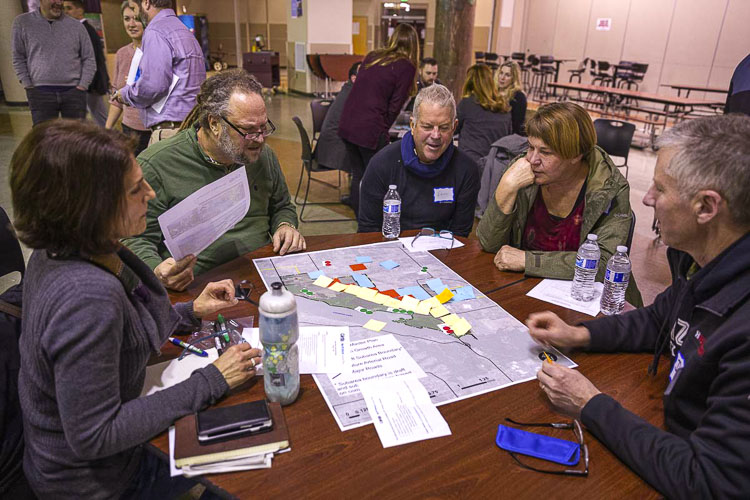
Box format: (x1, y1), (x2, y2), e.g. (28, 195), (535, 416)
(259, 282), (300, 405)
(382, 184), (401, 239)
(571, 234), (600, 302)
(600, 245), (631, 315)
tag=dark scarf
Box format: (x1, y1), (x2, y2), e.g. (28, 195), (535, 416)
(400, 130), (455, 178)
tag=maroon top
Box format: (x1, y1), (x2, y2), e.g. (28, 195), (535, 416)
(338, 54), (416, 150)
(522, 184), (586, 251)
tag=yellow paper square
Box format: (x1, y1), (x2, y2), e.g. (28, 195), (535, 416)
(312, 275), (333, 288)
(453, 318), (472, 336)
(430, 305), (450, 318)
(415, 301), (432, 315)
(385, 297), (402, 309)
(363, 319), (386, 332)
(344, 285), (361, 295)
(442, 314), (461, 327)
(329, 282), (347, 292)
(421, 296), (440, 309)
(358, 288), (379, 301)
(400, 295), (420, 310)
(436, 288), (455, 304)
(373, 293), (391, 305)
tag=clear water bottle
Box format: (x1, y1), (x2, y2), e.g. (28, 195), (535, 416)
(571, 234), (600, 302)
(382, 184), (401, 239)
(600, 246), (631, 315)
(259, 282), (300, 405)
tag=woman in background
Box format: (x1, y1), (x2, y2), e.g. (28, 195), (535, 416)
(497, 60), (527, 136)
(106, 1), (151, 155)
(457, 64), (513, 165)
(338, 23), (419, 215)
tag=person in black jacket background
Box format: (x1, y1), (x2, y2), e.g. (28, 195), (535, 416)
(64, 0), (110, 126)
(525, 114), (750, 499)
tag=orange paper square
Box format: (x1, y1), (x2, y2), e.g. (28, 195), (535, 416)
(349, 263), (367, 271)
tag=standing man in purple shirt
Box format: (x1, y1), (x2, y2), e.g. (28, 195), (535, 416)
(112, 0), (205, 139)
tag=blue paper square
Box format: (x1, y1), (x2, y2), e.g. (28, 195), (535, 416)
(396, 286), (430, 301)
(449, 286), (476, 302)
(426, 278), (447, 294)
(351, 273), (374, 288)
(308, 270), (325, 279)
(379, 260), (399, 270)
(356, 256), (373, 263)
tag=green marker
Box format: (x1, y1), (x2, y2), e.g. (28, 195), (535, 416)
(217, 314), (230, 342)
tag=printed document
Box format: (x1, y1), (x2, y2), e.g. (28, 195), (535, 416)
(398, 235), (464, 252)
(158, 167), (250, 261)
(359, 376), (451, 448)
(527, 279), (604, 317)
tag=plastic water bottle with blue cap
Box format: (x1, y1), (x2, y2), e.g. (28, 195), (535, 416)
(600, 245), (631, 315)
(382, 184), (401, 239)
(571, 234), (600, 302)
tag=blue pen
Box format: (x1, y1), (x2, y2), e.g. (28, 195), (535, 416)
(169, 337), (208, 357)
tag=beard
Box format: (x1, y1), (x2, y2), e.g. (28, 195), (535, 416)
(217, 125), (256, 165)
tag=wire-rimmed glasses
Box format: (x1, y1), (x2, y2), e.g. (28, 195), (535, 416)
(411, 227), (454, 250)
(221, 116), (276, 141)
(503, 418), (589, 477)
(235, 279), (258, 306)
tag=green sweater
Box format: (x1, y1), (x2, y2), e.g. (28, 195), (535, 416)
(122, 126), (298, 275)
(476, 146), (643, 307)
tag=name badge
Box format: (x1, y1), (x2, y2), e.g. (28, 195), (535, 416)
(433, 187), (454, 203)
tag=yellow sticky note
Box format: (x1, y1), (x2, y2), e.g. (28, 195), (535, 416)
(415, 301), (432, 315)
(400, 295), (420, 310)
(329, 282), (347, 292)
(453, 318), (472, 336)
(442, 314), (461, 327)
(436, 288), (455, 304)
(312, 275), (333, 288)
(363, 319), (386, 332)
(430, 305), (450, 318)
(385, 297), (402, 309)
(373, 293), (391, 305)
(344, 285), (361, 295)
(421, 296), (441, 309)
(358, 288), (379, 301)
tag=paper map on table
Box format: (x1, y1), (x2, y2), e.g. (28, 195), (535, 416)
(253, 241), (575, 431)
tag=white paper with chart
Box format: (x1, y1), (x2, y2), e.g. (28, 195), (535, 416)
(253, 241), (575, 431)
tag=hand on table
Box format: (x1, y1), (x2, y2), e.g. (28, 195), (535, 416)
(272, 224), (306, 255)
(213, 343), (262, 389)
(493, 245), (525, 272)
(537, 362), (601, 419)
(525, 311), (591, 349)
(193, 279), (238, 318)
(154, 255), (197, 291)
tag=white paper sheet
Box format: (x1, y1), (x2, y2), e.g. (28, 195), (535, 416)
(244, 326), (350, 374)
(526, 279), (604, 317)
(157, 166), (250, 261)
(126, 48), (143, 85)
(330, 334), (426, 398)
(398, 235), (465, 253)
(359, 376), (451, 448)
(151, 74), (179, 114)
(141, 349), (218, 397)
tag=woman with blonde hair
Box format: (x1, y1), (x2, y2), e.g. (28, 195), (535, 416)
(497, 60), (527, 135)
(457, 64), (513, 165)
(339, 23), (419, 215)
(476, 102), (642, 306)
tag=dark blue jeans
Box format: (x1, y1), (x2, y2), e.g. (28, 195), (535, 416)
(25, 87), (87, 126)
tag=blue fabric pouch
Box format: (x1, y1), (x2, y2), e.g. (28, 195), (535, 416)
(495, 424), (580, 466)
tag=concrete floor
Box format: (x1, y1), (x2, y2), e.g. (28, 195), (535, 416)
(0, 93), (668, 303)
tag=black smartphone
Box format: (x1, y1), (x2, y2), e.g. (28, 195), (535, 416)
(197, 399), (273, 442)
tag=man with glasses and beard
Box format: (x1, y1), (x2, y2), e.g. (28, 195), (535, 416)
(123, 70), (304, 291)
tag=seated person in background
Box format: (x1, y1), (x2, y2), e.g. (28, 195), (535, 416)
(476, 102), (642, 306)
(10, 119), (261, 498)
(406, 57), (441, 112)
(497, 61), (527, 136)
(527, 114), (750, 499)
(315, 61), (361, 173)
(358, 84), (479, 237)
(123, 69), (305, 291)
(457, 64), (513, 166)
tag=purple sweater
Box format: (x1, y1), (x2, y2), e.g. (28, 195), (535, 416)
(18, 247), (228, 499)
(338, 54), (416, 150)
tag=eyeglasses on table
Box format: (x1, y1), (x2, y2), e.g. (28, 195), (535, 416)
(503, 418), (589, 477)
(411, 227), (455, 250)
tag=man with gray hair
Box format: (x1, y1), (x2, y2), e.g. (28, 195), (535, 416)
(358, 84), (479, 236)
(524, 114), (750, 498)
(123, 69), (304, 291)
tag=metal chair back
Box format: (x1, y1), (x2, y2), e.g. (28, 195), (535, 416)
(310, 99), (332, 142)
(594, 119), (636, 177)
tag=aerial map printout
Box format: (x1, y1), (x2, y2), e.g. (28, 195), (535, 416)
(253, 241), (575, 430)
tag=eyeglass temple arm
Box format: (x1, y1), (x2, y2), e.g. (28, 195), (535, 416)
(504, 418), (572, 429)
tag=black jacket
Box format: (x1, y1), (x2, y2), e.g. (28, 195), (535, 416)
(357, 140), (479, 237)
(725, 53), (750, 116)
(580, 232), (750, 499)
(82, 19), (109, 95)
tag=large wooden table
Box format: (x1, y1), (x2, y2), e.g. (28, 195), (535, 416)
(660, 83), (728, 98)
(150, 233), (665, 499)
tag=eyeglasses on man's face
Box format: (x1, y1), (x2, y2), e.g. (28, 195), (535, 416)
(411, 227), (455, 249)
(221, 115), (276, 141)
(503, 418), (589, 477)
